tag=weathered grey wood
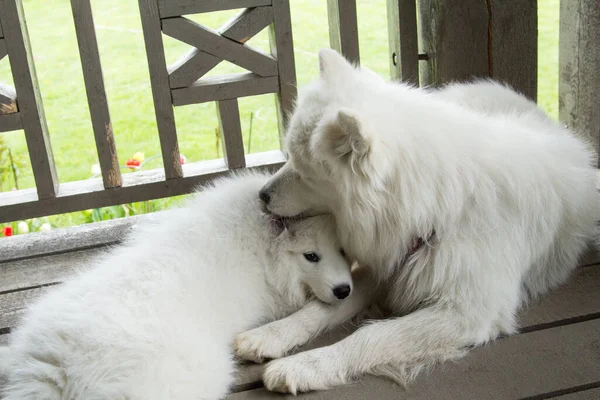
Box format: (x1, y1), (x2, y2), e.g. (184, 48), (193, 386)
(217, 99), (246, 169)
(489, 0), (537, 101)
(0, 286), (49, 329)
(269, 0), (296, 142)
(559, 0), (600, 167)
(552, 387), (600, 400)
(326, 0), (360, 64)
(418, 0), (489, 86)
(386, 0), (419, 84)
(0, 82), (17, 114)
(228, 319), (600, 399)
(0, 38), (7, 60)
(162, 17), (277, 78)
(0, 112), (21, 132)
(0, 16), (3, 38)
(71, 0), (121, 189)
(0, 0), (58, 199)
(138, 0), (183, 180)
(171, 73), (279, 106)
(168, 7), (274, 89)
(0, 150), (286, 222)
(580, 246), (600, 267)
(158, 0), (272, 18)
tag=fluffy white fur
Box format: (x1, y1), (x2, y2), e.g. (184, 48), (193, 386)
(0, 172), (352, 400)
(235, 49), (599, 394)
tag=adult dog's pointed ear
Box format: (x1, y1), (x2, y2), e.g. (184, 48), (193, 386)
(318, 48), (355, 85)
(311, 108), (373, 174)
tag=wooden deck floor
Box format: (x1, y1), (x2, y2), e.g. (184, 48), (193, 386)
(0, 217), (599, 399)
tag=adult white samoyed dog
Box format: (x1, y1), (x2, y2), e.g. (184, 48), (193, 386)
(0, 172), (352, 400)
(233, 49), (599, 394)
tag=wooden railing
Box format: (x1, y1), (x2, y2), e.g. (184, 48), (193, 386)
(0, 0), (598, 224)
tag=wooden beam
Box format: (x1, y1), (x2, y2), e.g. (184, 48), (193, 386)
(0, 82), (17, 114)
(138, 0), (183, 179)
(489, 0), (537, 101)
(217, 99), (246, 169)
(559, 0), (600, 168)
(157, 0), (272, 18)
(0, 150), (285, 223)
(418, 0), (489, 86)
(386, 0), (419, 85)
(171, 73), (279, 106)
(0, 112), (21, 132)
(162, 17), (277, 78)
(327, 0), (360, 64)
(0, 0), (58, 199)
(0, 38), (7, 60)
(168, 6), (274, 89)
(269, 0), (297, 142)
(71, 0), (121, 189)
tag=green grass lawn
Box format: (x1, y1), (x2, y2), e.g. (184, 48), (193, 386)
(0, 0), (559, 232)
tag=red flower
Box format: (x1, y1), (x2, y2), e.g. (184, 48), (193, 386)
(180, 155), (186, 165)
(2, 226), (13, 237)
(126, 158), (141, 170)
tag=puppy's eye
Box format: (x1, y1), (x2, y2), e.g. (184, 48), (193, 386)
(340, 248), (346, 257)
(303, 252), (320, 263)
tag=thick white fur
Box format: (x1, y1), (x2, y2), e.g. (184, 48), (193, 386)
(236, 49), (599, 394)
(0, 172), (352, 400)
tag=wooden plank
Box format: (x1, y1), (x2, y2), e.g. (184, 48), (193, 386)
(0, 150), (286, 222)
(0, 0), (58, 199)
(158, 0), (272, 18)
(162, 17), (277, 78)
(326, 0), (360, 64)
(0, 38), (7, 60)
(0, 112), (21, 132)
(168, 7), (274, 89)
(138, 0), (183, 180)
(550, 387), (600, 400)
(231, 263), (600, 392)
(71, 0), (121, 189)
(269, 0), (297, 143)
(386, 0), (419, 85)
(217, 99), (246, 169)
(228, 319), (600, 399)
(0, 286), (50, 330)
(418, 0), (489, 86)
(559, 0), (600, 168)
(171, 73), (279, 106)
(0, 82), (17, 114)
(489, 0), (537, 101)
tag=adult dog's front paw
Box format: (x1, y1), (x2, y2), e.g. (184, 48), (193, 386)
(233, 325), (291, 363)
(263, 349), (350, 395)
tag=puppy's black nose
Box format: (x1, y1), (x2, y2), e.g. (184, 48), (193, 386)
(259, 189), (271, 205)
(333, 284), (351, 300)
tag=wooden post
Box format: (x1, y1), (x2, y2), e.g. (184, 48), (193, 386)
(559, 0), (600, 167)
(217, 99), (246, 169)
(386, 0), (418, 85)
(0, 0), (58, 199)
(138, 0), (183, 179)
(327, 0), (360, 64)
(71, 0), (122, 189)
(418, 0), (489, 86)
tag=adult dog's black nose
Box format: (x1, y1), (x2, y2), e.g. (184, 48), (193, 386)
(259, 188), (271, 205)
(333, 284), (351, 299)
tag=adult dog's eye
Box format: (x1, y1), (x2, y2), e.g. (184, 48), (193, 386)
(340, 248), (346, 257)
(303, 252), (320, 263)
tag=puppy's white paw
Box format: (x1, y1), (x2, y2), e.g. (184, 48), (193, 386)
(263, 349), (349, 395)
(233, 325), (292, 363)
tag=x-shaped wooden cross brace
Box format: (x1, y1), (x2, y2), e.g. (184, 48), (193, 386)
(163, 7), (276, 89)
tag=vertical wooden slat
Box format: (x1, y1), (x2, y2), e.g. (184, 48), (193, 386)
(0, 38), (7, 60)
(386, 0), (419, 85)
(268, 0), (297, 143)
(418, 0), (489, 86)
(327, 0), (360, 64)
(489, 0), (537, 101)
(0, 0), (57, 199)
(71, 0), (121, 189)
(138, 0), (183, 179)
(559, 0), (600, 167)
(216, 99), (245, 169)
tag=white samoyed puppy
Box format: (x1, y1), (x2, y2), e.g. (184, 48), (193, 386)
(233, 49), (599, 394)
(0, 171), (352, 400)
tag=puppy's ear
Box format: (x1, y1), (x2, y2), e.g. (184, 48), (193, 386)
(312, 108), (372, 174)
(318, 48), (355, 85)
